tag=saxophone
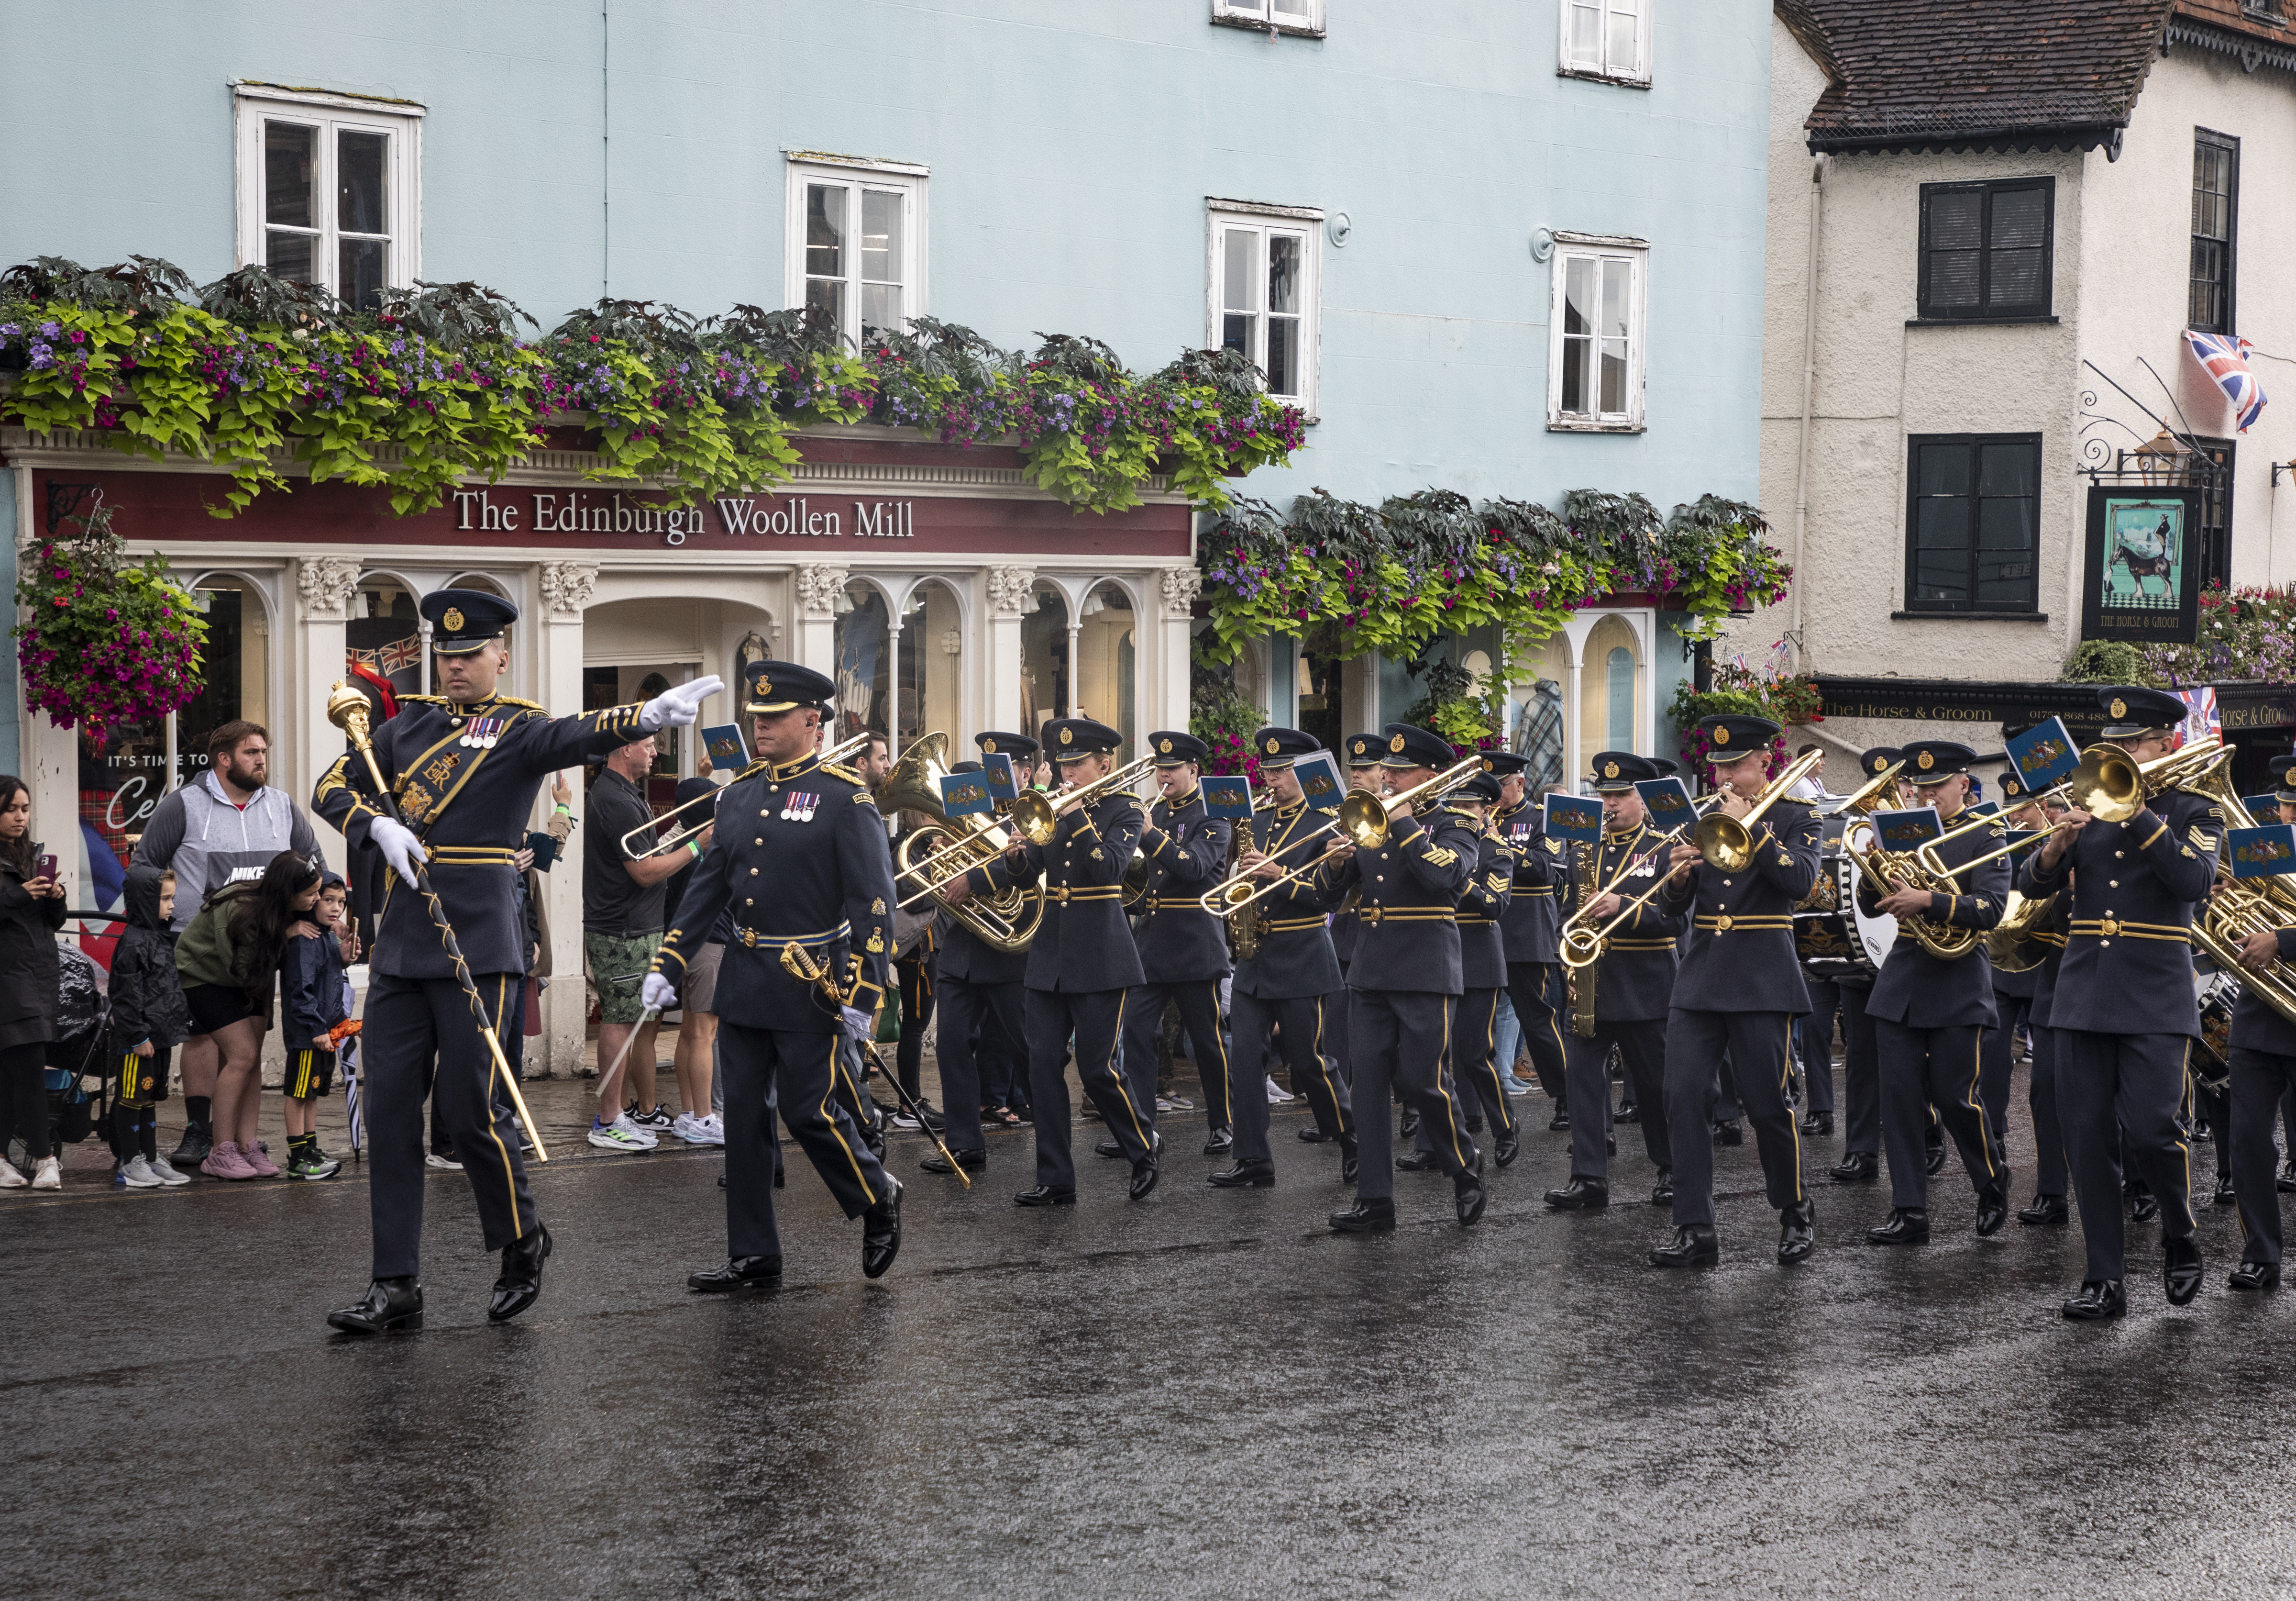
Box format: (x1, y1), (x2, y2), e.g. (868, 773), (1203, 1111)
(1570, 837), (1601, 1038)
(1225, 816), (1266, 961)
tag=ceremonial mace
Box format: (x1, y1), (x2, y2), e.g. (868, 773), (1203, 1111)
(326, 681), (550, 1162)
(779, 941), (971, 1188)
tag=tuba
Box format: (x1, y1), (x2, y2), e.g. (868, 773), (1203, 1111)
(1986, 889), (2058, 974)
(1835, 761), (1978, 960)
(877, 733), (1045, 953)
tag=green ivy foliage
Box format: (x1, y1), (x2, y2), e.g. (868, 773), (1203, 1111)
(0, 258), (1305, 520)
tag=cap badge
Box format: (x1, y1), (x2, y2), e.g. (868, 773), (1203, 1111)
(756, 674), (772, 698)
(442, 607), (465, 632)
(1713, 726), (1731, 746)
(1259, 737), (1276, 755)
(983, 738), (997, 754)
(1161, 737), (1175, 755)
(1917, 750), (1935, 771)
(1389, 734), (1406, 753)
(1603, 761), (1620, 779)
(1060, 727), (1074, 746)
(1481, 758), (1494, 772)
(2110, 697), (2128, 720)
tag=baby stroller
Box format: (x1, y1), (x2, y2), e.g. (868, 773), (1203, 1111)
(5, 941), (110, 1171)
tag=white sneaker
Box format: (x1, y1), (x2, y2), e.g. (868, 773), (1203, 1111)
(117, 1156), (163, 1189)
(1265, 1077), (1294, 1104)
(673, 1112), (725, 1146)
(587, 1114), (658, 1152)
(0, 1158), (23, 1189)
(145, 1154), (192, 1187)
(31, 1157), (61, 1190)
(425, 1151), (464, 1171)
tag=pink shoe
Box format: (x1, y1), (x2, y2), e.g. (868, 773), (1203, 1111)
(242, 1141), (280, 1178)
(201, 1142), (256, 1180)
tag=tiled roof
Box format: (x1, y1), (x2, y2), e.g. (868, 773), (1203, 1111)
(2168, 0), (2296, 73)
(1787, 0), (2174, 155)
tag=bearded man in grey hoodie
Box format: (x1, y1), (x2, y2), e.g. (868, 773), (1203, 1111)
(131, 720), (320, 1163)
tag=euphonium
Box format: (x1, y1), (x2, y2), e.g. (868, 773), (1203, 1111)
(2175, 747), (2296, 1026)
(878, 732), (1045, 953)
(1986, 889), (2058, 974)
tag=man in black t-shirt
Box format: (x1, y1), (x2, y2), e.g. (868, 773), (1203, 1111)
(583, 734), (687, 1148)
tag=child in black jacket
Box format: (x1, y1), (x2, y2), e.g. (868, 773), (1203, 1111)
(110, 864), (193, 1187)
(280, 873), (352, 1179)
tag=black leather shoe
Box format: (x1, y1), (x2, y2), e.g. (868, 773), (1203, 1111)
(1129, 1133), (1163, 1201)
(1923, 1142), (1946, 1177)
(1330, 1197), (1398, 1234)
(1454, 1155), (1489, 1228)
(487, 1226), (552, 1323)
(2281, 1159), (2296, 1194)
(2230, 1259), (2281, 1292)
(1203, 1127), (1234, 1155)
(1545, 1176), (1608, 1211)
(327, 1277), (423, 1335)
(2062, 1279), (2127, 1320)
(1830, 1151), (1877, 1184)
(2215, 1169), (2237, 1206)
(1866, 1208), (1930, 1246)
(2017, 1192), (2068, 1226)
(862, 1180), (903, 1279)
(1549, 1107), (1570, 1132)
(1607, 1134), (1617, 1156)
(2164, 1235), (2202, 1307)
(1713, 1121), (1743, 1147)
(921, 1146), (985, 1175)
(1651, 1167), (1674, 1207)
(688, 1255), (784, 1292)
(1095, 1138), (1126, 1159)
(2130, 1186), (2160, 1224)
(1778, 1199), (1816, 1265)
(1014, 1185), (1077, 1207)
(1465, 1113), (1485, 1135)
(1799, 1111), (1834, 1137)
(1297, 1124), (1334, 1143)
(1395, 1149), (1442, 1172)
(1339, 1134), (1359, 1185)
(863, 1126), (886, 1162)
(1974, 1183), (2009, 1237)
(1616, 1101), (1639, 1124)
(1494, 1133), (1520, 1169)
(1399, 1108), (1421, 1140)
(1208, 1158), (1275, 1189)
(1649, 1225), (1719, 1268)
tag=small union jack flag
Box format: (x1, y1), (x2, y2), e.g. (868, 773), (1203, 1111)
(2172, 686), (2220, 750)
(2185, 329), (2267, 433)
(377, 634), (422, 673)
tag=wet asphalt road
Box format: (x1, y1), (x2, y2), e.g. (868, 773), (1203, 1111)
(7, 1063), (2296, 1601)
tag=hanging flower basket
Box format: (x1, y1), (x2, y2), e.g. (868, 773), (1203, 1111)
(12, 499), (208, 739)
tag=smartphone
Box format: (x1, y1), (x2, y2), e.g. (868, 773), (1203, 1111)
(34, 853), (56, 882)
(526, 830), (558, 870)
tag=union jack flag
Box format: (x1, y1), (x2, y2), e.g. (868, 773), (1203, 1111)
(2185, 329), (2267, 433)
(376, 634), (422, 673)
(2172, 686), (2221, 750)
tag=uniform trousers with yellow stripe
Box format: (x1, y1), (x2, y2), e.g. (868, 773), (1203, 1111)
(1026, 987), (1151, 1190)
(1349, 990), (1474, 1201)
(364, 972), (536, 1280)
(2056, 1029), (2198, 1283)
(1446, 988), (1517, 1138)
(1230, 990), (1352, 1162)
(1663, 1009), (1804, 1229)
(1120, 980), (1230, 1133)
(1566, 1020), (1670, 1181)
(1506, 962), (1570, 1106)
(721, 1023), (894, 1259)
(1877, 1021), (2001, 1211)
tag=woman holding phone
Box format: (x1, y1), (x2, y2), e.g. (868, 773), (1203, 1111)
(0, 776), (69, 1190)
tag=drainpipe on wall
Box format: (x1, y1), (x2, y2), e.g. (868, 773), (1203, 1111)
(1790, 155), (1826, 675)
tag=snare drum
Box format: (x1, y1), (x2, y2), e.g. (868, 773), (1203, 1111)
(2193, 971), (2239, 1096)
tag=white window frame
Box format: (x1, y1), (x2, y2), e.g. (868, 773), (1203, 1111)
(783, 155), (929, 348)
(232, 83), (423, 303)
(1558, 0), (1653, 87)
(1212, 0), (1326, 37)
(1545, 232), (1648, 434)
(1206, 200), (1323, 422)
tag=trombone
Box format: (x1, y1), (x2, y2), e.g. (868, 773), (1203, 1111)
(1197, 813), (1346, 916)
(1913, 740), (2232, 884)
(1334, 755), (1486, 851)
(896, 754), (1154, 907)
(1555, 795), (1728, 970)
(1694, 747), (1827, 871)
(620, 729), (875, 860)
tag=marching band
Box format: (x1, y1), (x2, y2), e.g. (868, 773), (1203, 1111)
(309, 646), (2296, 1328)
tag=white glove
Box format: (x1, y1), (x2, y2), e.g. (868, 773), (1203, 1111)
(640, 973), (678, 1012)
(369, 816), (428, 880)
(639, 674), (725, 734)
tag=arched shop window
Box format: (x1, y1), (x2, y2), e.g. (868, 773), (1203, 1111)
(76, 576), (273, 907)
(897, 580), (962, 753)
(1078, 581), (1136, 759)
(349, 573), (424, 700)
(1606, 646), (1635, 751)
(832, 580), (891, 741)
(1019, 583), (1070, 744)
